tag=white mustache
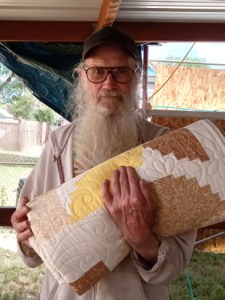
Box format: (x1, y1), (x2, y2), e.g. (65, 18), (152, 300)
(98, 89), (123, 98)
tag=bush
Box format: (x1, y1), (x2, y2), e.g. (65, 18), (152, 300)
(0, 186), (8, 206)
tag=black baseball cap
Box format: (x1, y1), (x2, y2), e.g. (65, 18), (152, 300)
(82, 26), (138, 60)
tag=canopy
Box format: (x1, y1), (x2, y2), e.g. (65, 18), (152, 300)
(0, 42), (83, 120)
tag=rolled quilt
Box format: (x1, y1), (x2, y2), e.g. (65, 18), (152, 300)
(27, 119), (225, 295)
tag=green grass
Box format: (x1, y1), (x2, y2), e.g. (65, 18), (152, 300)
(169, 250), (225, 300)
(1, 246), (225, 300)
(0, 147), (41, 206)
(0, 165), (33, 206)
(0, 149), (40, 163)
(0, 149), (44, 299)
(0, 247), (45, 300)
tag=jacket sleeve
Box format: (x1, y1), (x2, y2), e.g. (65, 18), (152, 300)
(132, 230), (197, 286)
(17, 171), (44, 268)
(17, 141), (56, 268)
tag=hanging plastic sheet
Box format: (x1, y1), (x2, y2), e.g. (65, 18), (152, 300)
(0, 42), (83, 121)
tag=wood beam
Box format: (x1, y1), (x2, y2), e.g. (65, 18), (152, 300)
(1, 21), (225, 42)
(1, 205), (225, 229)
(98, 0), (122, 30)
(0, 21), (96, 42)
(0, 207), (16, 226)
(203, 222), (225, 230)
(113, 22), (225, 42)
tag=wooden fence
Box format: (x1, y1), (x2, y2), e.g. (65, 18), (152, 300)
(0, 119), (51, 152)
(0, 119), (58, 226)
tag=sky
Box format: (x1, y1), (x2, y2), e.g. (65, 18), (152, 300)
(148, 42), (225, 69)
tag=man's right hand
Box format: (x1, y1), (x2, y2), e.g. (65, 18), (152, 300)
(11, 197), (33, 248)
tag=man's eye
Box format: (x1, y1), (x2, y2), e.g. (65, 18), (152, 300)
(93, 68), (105, 75)
(116, 68), (129, 75)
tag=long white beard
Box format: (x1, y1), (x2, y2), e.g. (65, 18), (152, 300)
(72, 79), (141, 171)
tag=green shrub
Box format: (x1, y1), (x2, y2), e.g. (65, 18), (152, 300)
(0, 186), (8, 206)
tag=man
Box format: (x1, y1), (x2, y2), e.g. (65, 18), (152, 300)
(11, 27), (196, 300)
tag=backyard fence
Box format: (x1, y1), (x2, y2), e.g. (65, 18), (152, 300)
(0, 119), (58, 211)
(0, 118), (51, 152)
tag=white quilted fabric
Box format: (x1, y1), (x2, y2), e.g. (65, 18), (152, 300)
(27, 119), (225, 293)
(30, 206), (130, 285)
(137, 120), (225, 200)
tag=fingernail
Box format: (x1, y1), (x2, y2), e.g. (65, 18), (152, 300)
(26, 220), (30, 227)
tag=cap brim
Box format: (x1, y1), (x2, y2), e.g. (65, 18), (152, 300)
(83, 40), (137, 60)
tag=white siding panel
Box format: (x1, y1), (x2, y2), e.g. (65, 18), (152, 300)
(117, 0), (225, 22)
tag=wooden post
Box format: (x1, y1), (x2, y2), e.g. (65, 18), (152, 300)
(98, 0), (122, 30)
(0, 207), (16, 226)
(142, 45), (148, 119)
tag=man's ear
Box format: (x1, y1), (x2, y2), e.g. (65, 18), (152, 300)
(136, 67), (141, 76)
(78, 70), (83, 78)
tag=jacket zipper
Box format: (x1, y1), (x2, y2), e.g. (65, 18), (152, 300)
(92, 285), (97, 300)
(56, 156), (65, 184)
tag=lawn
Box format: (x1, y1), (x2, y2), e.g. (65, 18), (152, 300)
(0, 165), (34, 206)
(0, 246), (45, 300)
(169, 250), (225, 300)
(0, 148), (40, 206)
(0, 148), (44, 299)
(1, 242), (225, 300)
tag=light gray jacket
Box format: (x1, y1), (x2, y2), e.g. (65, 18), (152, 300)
(17, 120), (197, 300)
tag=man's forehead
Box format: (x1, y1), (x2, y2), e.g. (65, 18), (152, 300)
(84, 44), (136, 67)
(85, 57), (133, 67)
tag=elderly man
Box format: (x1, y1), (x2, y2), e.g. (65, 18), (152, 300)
(11, 27), (196, 300)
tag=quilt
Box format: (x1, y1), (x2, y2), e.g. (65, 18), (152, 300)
(27, 119), (225, 295)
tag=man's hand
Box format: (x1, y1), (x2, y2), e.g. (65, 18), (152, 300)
(11, 197), (33, 248)
(101, 166), (160, 264)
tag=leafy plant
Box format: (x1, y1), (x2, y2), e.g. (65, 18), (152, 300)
(33, 105), (59, 125)
(0, 63), (24, 104)
(0, 63), (60, 124)
(0, 186), (8, 206)
(10, 89), (59, 124)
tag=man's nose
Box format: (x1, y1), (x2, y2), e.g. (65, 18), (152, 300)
(102, 72), (118, 89)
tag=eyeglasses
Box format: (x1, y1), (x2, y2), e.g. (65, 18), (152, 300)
(84, 66), (138, 84)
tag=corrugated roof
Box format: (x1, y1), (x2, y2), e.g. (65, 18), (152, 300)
(0, 107), (13, 118)
(1, 0), (224, 23)
(116, 0), (225, 22)
(0, 0), (103, 21)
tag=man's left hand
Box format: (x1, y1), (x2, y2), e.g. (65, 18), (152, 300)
(101, 166), (160, 264)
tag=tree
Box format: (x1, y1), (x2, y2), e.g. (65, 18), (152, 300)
(10, 90), (37, 120)
(10, 90), (59, 124)
(0, 63), (60, 124)
(0, 63), (24, 104)
(157, 55), (210, 68)
(33, 106), (59, 124)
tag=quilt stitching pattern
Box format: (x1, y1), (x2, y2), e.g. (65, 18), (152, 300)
(27, 120), (225, 296)
(27, 189), (72, 244)
(68, 146), (144, 223)
(143, 127), (210, 162)
(39, 206), (130, 284)
(148, 175), (223, 236)
(69, 261), (110, 296)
